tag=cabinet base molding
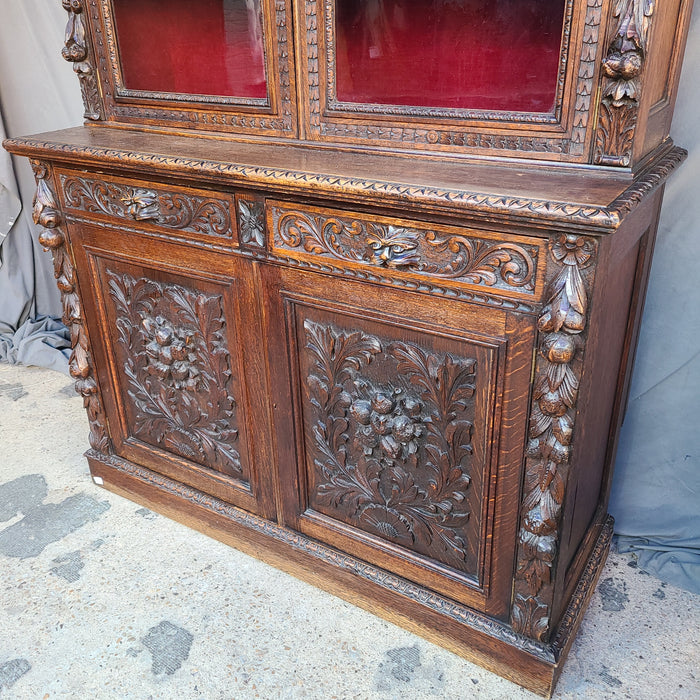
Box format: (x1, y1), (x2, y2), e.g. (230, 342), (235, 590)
(87, 449), (613, 698)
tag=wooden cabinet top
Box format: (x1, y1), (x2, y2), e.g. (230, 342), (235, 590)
(5, 125), (686, 233)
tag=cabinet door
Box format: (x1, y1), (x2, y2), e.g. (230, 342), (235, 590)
(264, 267), (534, 614)
(71, 223), (275, 518)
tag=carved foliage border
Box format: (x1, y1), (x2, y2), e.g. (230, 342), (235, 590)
(61, 0), (103, 120)
(511, 233), (597, 641)
(593, 0), (656, 166)
(30, 159), (110, 453)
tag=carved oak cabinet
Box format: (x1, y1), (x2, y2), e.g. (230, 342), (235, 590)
(4, 0), (694, 695)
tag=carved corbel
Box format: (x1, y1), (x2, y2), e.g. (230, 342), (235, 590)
(511, 234), (597, 641)
(593, 0), (655, 166)
(30, 160), (111, 454)
(61, 0), (103, 121)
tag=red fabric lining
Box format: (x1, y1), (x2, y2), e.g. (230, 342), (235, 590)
(335, 0), (566, 113)
(113, 0), (267, 99)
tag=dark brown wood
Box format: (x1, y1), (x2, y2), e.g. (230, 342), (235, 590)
(3, 2), (694, 695)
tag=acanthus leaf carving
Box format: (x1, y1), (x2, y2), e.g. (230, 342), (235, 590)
(274, 207), (537, 293)
(511, 233), (597, 641)
(30, 159), (111, 454)
(107, 271), (244, 480)
(303, 319), (479, 571)
(61, 175), (232, 237)
(61, 0), (103, 120)
(594, 0), (655, 166)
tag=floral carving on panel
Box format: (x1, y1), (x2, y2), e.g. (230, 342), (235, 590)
(303, 320), (479, 570)
(107, 271), (243, 479)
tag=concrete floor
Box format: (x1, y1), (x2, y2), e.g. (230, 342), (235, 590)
(0, 363), (698, 700)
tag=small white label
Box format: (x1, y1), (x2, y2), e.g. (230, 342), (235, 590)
(92, 476), (104, 486)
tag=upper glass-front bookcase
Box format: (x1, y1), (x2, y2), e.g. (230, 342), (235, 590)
(78, 0), (681, 164)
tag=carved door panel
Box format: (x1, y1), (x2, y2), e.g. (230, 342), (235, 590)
(71, 224), (275, 518)
(265, 267), (534, 613)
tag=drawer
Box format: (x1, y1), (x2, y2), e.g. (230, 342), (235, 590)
(267, 200), (548, 306)
(56, 169), (238, 247)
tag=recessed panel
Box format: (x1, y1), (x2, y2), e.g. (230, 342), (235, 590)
(334, 0), (567, 113)
(112, 0), (267, 99)
(293, 302), (500, 585)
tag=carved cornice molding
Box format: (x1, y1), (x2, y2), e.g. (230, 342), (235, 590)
(6, 141), (686, 233)
(61, 0), (103, 120)
(511, 233), (597, 641)
(593, 0), (655, 166)
(30, 160), (110, 453)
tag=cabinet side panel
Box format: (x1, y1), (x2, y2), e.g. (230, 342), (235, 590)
(555, 222), (641, 606)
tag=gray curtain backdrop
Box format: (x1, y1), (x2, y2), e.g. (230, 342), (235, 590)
(1, 1), (698, 593)
(0, 0), (83, 371)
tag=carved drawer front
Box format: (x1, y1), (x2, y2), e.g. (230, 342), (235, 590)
(90, 254), (263, 511)
(268, 201), (547, 305)
(286, 300), (505, 606)
(57, 170), (237, 246)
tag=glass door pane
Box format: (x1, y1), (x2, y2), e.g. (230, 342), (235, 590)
(112, 0), (267, 99)
(334, 0), (567, 113)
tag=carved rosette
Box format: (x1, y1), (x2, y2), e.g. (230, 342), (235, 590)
(303, 320), (480, 571)
(30, 160), (111, 453)
(511, 234), (597, 641)
(594, 0), (655, 166)
(61, 0), (103, 120)
(237, 199), (265, 247)
(107, 272), (244, 479)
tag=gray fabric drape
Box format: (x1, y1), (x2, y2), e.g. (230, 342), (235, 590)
(0, 1), (698, 593)
(609, 5), (700, 595)
(0, 0), (83, 372)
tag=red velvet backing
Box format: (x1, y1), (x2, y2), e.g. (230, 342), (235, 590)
(335, 0), (566, 113)
(112, 0), (267, 99)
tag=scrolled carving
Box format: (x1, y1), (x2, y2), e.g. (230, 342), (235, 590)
(303, 320), (479, 570)
(61, 175), (232, 237)
(107, 272), (244, 479)
(61, 0), (102, 120)
(274, 207), (537, 292)
(594, 0), (655, 166)
(511, 233), (597, 641)
(30, 160), (111, 453)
